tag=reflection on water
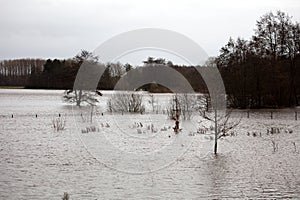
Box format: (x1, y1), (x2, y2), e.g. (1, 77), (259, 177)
(0, 89), (299, 199)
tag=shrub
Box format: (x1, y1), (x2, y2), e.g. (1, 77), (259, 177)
(107, 92), (145, 113)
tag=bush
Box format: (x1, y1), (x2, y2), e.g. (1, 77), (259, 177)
(107, 92), (145, 113)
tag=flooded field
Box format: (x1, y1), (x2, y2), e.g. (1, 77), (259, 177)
(0, 89), (299, 199)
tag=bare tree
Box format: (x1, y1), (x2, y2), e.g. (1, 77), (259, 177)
(63, 90), (102, 123)
(166, 93), (198, 120)
(63, 90), (102, 106)
(108, 62), (124, 78)
(166, 93), (197, 132)
(148, 94), (158, 113)
(63, 50), (102, 107)
(167, 94), (181, 120)
(181, 93), (198, 120)
(199, 109), (241, 154)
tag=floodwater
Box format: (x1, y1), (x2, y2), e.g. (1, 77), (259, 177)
(0, 89), (299, 199)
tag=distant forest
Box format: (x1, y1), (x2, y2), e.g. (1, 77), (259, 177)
(0, 11), (299, 108)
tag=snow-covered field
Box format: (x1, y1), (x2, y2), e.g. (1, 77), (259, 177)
(0, 89), (299, 199)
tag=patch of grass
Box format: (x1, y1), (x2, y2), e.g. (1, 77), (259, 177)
(52, 117), (66, 132)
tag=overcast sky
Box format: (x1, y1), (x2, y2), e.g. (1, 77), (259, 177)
(1, 0), (300, 64)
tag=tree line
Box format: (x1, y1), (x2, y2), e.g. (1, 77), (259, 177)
(216, 11), (300, 108)
(0, 52), (206, 92)
(0, 59), (45, 86)
(0, 11), (299, 108)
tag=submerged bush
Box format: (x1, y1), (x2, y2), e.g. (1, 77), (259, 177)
(107, 92), (145, 113)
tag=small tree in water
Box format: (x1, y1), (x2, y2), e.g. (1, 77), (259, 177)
(63, 89), (102, 107)
(166, 94), (182, 133)
(63, 89), (102, 123)
(199, 108), (241, 154)
(63, 50), (101, 107)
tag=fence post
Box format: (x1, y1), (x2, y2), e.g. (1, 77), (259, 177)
(270, 111), (273, 119)
(295, 111), (298, 121)
(247, 110), (249, 118)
